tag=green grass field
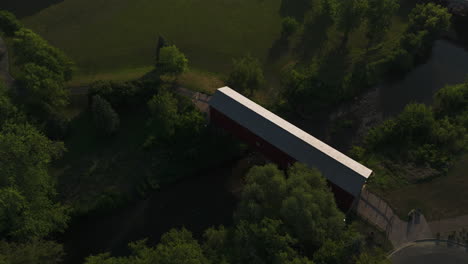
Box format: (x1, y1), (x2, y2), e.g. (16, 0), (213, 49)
(22, 0), (282, 84)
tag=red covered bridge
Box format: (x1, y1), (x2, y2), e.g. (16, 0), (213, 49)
(208, 87), (373, 211)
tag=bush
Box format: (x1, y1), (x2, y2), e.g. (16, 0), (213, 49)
(44, 113), (70, 140)
(0, 10), (22, 36)
(282, 16), (300, 37)
(13, 28), (73, 81)
(91, 95), (120, 136)
(155, 45), (188, 76)
(226, 55), (265, 95)
(434, 82), (468, 118)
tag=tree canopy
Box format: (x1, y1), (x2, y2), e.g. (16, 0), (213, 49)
(84, 229), (209, 264)
(0, 10), (22, 36)
(236, 163), (345, 249)
(145, 89), (204, 146)
(91, 95), (120, 136)
(13, 28), (73, 82)
(0, 239), (64, 264)
(156, 45), (189, 76)
(365, 0), (399, 46)
(226, 55), (265, 95)
(334, 0), (369, 42)
(0, 122), (68, 240)
(0, 82), (17, 127)
(19, 63), (68, 115)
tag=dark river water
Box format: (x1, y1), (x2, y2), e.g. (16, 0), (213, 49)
(378, 39), (468, 117)
(59, 159), (243, 264)
(57, 39), (468, 264)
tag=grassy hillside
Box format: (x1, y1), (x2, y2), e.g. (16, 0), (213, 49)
(23, 0), (282, 85)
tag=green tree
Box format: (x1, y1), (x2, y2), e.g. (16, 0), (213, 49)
(236, 163), (345, 249)
(227, 55), (265, 95)
(13, 28), (73, 81)
(406, 3), (451, 38)
(434, 81), (468, 118)
(91, 95), (120, 136)
(335, 0), (369, 44)
(0, 239), (64, 264)
(154, 228), (210, 264)
(84, 229), (209, 264)
(0, 122), (68, 240)
(146, 90), (178, 142)
(0, 10), (22, 36)
(365, 0), (399, 47)
(19, 63), (69, 116)
(400, 3), (451, 58)
(203, 220), (315, 264)
(282, 17), (300, 37)
(156, 45), (188, 76)
(354, 250), (390, 264)
(0, 82), (17, 127)
(231, 218), (310, 264)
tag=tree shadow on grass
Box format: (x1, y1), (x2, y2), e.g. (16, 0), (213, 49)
(267, 34), (290, 63)
(295, 9), (334, 62)
(280, 0), (313, 22)
(316, 42), (350, 86)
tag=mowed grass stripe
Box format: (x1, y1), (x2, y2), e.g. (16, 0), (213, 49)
(23, 0), (282, 82)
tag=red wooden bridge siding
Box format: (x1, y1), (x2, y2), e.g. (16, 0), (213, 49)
(210, 107), (355, 211)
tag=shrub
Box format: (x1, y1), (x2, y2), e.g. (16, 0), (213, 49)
(91, 95), (120, 136)
(155, 45), (188, 76)
(282, 16), (300, 37)
(0, 10), (22, 36)
(226, 55), (265, 95)
(88, 80), (142, 110)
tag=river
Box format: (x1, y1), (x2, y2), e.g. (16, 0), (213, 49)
(311, 39), (468, 151)
(378, 39), (468, 117)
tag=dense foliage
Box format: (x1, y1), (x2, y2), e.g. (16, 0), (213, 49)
(358, 81), (468, 189)
(0, 82), (18, 127)
(365, 0), (400, 46)
(13, 28), (73, 82)
(91, 95), (120, 136)
(145, 88), (204, 146)
(0, 122), (69, 240)
(0, 239), (64, 264)
(88, 80), (158, 111)
(156, 45), (189, 76)
(334, 0), (369, 43)
(365, 84), (467, 171)
(236, 163), (345, 249)
(0, 10), (22, 37)
(84, 229), (208, 264)
(282, 17), (300, 37)
(226, 55), (265, 95)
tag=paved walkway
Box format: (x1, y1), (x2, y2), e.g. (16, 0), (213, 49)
(357, 187), (468, 250)
(0, 36), (15, 88)
(357, 187), (433, 248)
(389, 240), (468, 264)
